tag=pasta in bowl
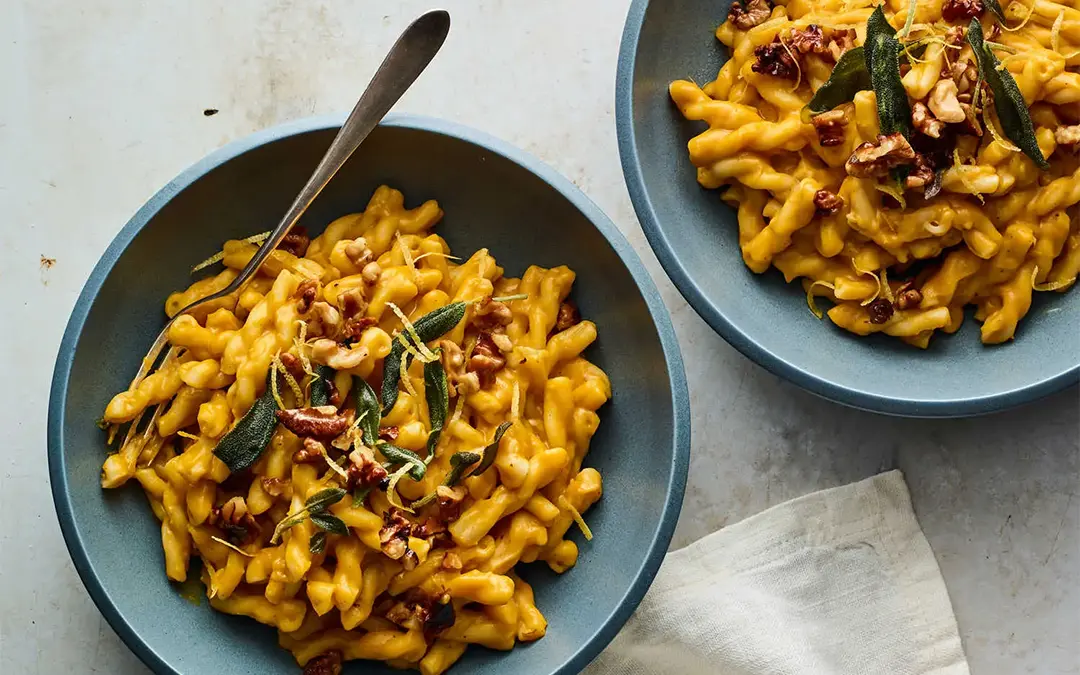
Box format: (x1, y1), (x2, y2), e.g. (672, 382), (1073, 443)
(669, 0), (1077, 347)
(49, 116), (689, 675)
(98, 185), (609, 674)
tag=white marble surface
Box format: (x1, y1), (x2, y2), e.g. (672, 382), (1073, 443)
(1, 1), (1077, 673)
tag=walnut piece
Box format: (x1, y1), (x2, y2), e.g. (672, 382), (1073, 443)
(812, 109), (848, 147)
(209, 496), (259, 545)
(361, 261), (382, 285)
(311, 338), (369, 370)
(261, 477), (290, 498)
(343, 237), (372, 266)
(277, 352), (305, 380)
(928, 80), (966, 124)
(727, 0), (771, 30)
(473, 297), (513, 331)
(345, 447), (388, 490)
(436, 485), (467, 522)
(895, 286), (923, 310)
(302, 651), (343, 675)
(468, 333), (507, 387)
(379, 508), (415, 563)
(867, 298), (894, 325)
(276, 406), (351, 439)
(295, 279), (319, 314)
(293, 437), (328, 464)
(813, 189), (844, 216)
(555, 301), (581, 332)
(844, 133), (917, 178)
(438, 339), (481, 397)
(1055, 125), (1080, 149)
(944, 26), (966, 45)
(279, 227), (310, 257)
(341, 316), (376, 344)
(904, 155), (936, 190)
(912, 102), (945, 139)
(787, 24), (824, 54)
(337, 287), (368, 320)
(941, 0), (984, 23)
(307, 301), (342, 338)
(752, 42), (799, 80)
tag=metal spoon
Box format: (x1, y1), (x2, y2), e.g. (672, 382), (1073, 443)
(127, 9), (451, 389)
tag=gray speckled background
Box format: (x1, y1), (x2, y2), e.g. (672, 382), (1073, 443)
(1, 1), (1076, 673)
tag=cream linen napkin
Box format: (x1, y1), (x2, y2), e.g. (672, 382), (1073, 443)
(585, 471), (970, 675)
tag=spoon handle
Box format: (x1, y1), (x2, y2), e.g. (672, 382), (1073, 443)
(223, 9), (451, 292)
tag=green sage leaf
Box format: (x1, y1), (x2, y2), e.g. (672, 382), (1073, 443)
(309, 531), (327, 554)
(352, 486), (372, 508)
(381, 302), (468, 414)
(304, 487), (347, 513)
(424, 359), (450, 456)
(468, 421), (513, 478)
(446, 451), (483, 487)
(213, 370), (279, 473)
(967, 18), (1049, 169)
(353, 376), (381, 447)
(309, 512), (349, 536)
(808, 47), (870, 114)
(982, 0), (1006, 21)
(866, 7), (911, 138)
(309, 365), (336, 408)
(378, 443), (426, 481)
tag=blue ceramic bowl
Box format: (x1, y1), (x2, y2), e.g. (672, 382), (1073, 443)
(616, 0), (1079, 417)
(48, 114), (689, 675)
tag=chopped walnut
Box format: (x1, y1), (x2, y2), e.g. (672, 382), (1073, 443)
(341, 316), (377, 344)
(905, 154), (936, 190)
(424, 599), (456, 641)
(438, 339), (481, 397)
(473, 297), (513, 331)
(441, 551), (463, 570)
(788, 24), (824, 54)
(302, 651), (343, 675)
(276, 406), (351, 439)
(895, 285), (923, 310)
(944, 26), (966, 45)
(361, 261), (382, 285)
(307, 301), (342, 338)
(293, 437), (328, 464)
(813, 189), (844, 216)
(279, 227), (310, 257)
(311, 338), (369, 370)
(337, 287), (368, 320)
(912, 102), (945, 139)
(295, 279), (319, 314)
(343, 238), (372, 266)
(490, 332), (514, 353)
(555, 301), (581, 332)
(826, 28), (857, 61)
(379, 426), (400, 442)
(727, 0), (771, 30)
(812, 109), (848, 147)
(867, 298), (894, 325)
(468, 333), (507, 386)
(380, 508), (413, 561)
(928, 80), (966, 124)
(345, 447), (388, 490)
(261, 477), (290, 498)
(947, 60), (980, 95)
(436, 485), (467, 522)
(1055, 125), (1080, 149)
(941, 0), (984, 23)
(411, 517), (446, 539)
(752, 42), (799, 80)
(209, 496), (259, 544)
(845, 133), (918, 178)
(277, 352), (305, 380)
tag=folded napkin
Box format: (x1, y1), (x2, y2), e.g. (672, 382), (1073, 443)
(585, 471), (970, 675)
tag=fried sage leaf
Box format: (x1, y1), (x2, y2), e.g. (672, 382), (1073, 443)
(353, 376), (381, 447)
(305, 487), (347, 513)
(967, 18), (1049, 169)
(213, 370), (278, 473)
(412, 450), (482, 509)
(379, 443), (427, 481)
(309, 512), (349, 536)
(309, 365), (336, 408)
(309, 531), (327, 554)
(381, 302), (468, 414)
(424, 359), (449, 456)
(468, 421), (513, 478)
(808, 47), (870, 114)
(866, 7), (911, 138)
(982, 0), (1006, 21)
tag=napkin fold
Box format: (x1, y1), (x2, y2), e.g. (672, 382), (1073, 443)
(585, 471), (970, 675)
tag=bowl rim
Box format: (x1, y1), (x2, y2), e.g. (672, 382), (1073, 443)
(48, 112), (691, 675)
(615, 0), (1078, 418)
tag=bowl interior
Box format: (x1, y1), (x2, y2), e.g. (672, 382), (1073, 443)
(51, 118), (687, 674)
(617, 0), (1078, 416)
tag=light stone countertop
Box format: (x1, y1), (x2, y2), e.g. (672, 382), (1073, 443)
(1, 1), (1076, 673)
